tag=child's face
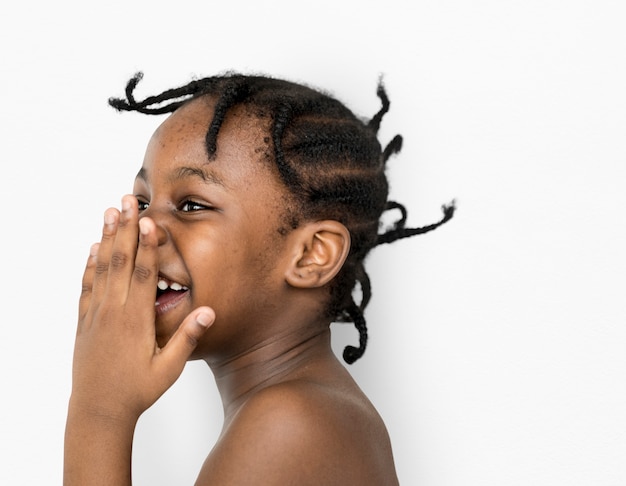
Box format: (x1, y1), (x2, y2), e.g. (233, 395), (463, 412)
(133, 97), (292, 360)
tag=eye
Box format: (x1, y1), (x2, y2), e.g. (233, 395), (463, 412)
(136, 197), (150, 211)
(180, 200), (211, 212)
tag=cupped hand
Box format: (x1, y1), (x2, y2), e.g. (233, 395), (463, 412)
(70, 195), (215, 422)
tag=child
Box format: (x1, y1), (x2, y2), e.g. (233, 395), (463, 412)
(64, 72), (455, 485)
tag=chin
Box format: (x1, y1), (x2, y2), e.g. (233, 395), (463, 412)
(155, 321), (178, 349)
(155, 333), (172, 350)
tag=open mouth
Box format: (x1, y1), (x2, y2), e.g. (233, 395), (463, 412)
(155, 276), (189, 311)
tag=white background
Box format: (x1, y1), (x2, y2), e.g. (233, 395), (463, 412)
(1, 1), (625, 484)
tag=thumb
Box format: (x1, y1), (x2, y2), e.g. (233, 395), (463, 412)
(155, 307), (215, 382)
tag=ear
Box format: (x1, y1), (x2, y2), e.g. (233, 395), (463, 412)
(284, 220), (351, 289)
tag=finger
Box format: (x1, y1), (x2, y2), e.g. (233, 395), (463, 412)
(91, 208), (120, 302)
(154, 308), (215, 385)
(127, 217), (159, 317)
(105, 195), (140, 301)
(78, 243), (100, 326)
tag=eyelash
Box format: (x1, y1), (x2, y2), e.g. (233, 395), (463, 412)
(180, 200), (211, 212)
(135, 199), (212, 213)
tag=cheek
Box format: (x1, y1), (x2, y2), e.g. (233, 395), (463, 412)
(186, 239), (248, 304)
(183, 221), (287, 306)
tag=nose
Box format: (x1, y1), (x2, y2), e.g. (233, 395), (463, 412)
(138, 206), (169, 246)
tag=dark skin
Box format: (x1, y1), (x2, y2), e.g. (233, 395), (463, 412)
(64, 96), (399, 485)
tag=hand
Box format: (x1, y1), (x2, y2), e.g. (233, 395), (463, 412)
(70, 195), (215, 422)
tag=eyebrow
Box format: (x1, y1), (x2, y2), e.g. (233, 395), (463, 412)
(135, 165), (227, 188)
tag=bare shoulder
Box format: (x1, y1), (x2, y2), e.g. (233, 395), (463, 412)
(195, 379), (399, 486)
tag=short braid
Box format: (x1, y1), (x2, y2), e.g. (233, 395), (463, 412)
(382, 134), (403, 163)
(109, 72), (215, 114)
(367, 78), (390, 133)
(377, 200), (456, 246)
(205, 77), (252, 158)
(342, 300), (368, 364)
(271, 102), (302, 190)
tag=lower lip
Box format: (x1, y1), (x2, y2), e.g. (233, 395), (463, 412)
(155, 290), (189, 316)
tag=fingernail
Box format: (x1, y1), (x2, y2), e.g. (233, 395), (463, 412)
(89, 243), (99, 257)
(104, 209), (115, 225)
(122, 197), (132, 212)
(196, 311), (213, 328)
(139, 218), (150, 235)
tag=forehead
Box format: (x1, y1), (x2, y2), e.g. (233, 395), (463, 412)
(140, 96), (275, 186)
(151, 96), (264, 158)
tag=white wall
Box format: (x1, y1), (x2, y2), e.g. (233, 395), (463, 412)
(1, 1), (625, 484)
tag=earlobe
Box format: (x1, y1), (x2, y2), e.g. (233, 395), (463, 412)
(285, 221), (351, 289)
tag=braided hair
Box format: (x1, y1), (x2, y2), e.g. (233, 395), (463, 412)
(109, 72), (455, 364)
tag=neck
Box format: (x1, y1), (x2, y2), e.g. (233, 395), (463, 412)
(206, 324), (335, 421)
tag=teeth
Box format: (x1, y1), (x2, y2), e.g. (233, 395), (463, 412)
(157, 278), (188, 292)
